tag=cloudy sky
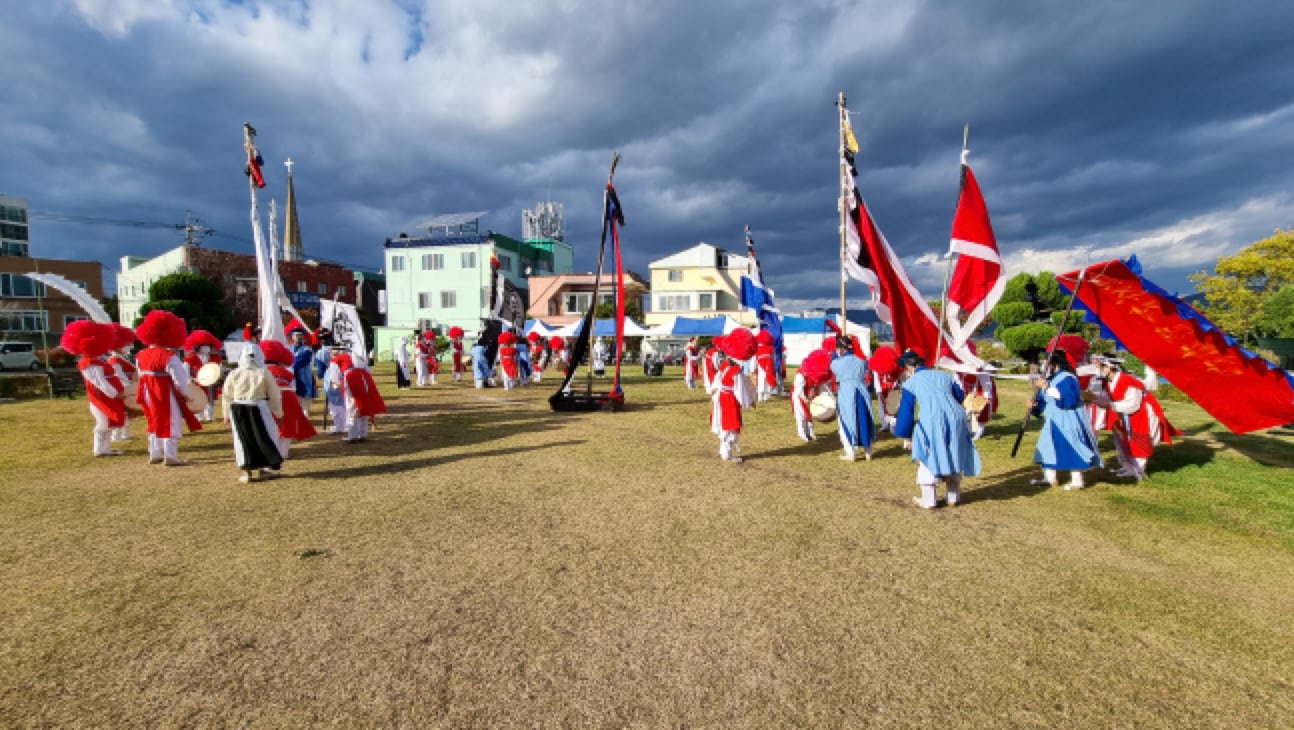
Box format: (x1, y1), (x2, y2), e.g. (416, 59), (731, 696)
(4, 0), (1293, 311)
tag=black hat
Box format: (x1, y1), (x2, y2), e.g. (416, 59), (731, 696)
(898, 350), (925, 368)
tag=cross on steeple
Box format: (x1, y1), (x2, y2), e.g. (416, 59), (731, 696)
(284, 158), (294, 176)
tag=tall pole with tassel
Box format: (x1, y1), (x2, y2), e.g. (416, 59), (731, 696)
(933, 124), (970, 369)
(837, 92), (850, 336)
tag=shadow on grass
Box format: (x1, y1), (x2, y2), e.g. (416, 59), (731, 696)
(961, 464), (1053, 504)
(301, 440), (585, 480)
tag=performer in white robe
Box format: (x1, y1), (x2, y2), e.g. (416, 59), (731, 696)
(394, 336), (412, 390)
(414, 332), (432, 386)
(322, 350), (348, 434)
(221, 348), (284, 483)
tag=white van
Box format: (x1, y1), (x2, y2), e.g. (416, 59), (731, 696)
(0, 342), (41, 371)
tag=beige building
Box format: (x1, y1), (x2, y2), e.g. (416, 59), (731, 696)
(646, 242), (757, 328)
(526, 272), (649, 326)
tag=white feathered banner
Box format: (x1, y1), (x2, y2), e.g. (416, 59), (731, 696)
(25, 272), (112, 323)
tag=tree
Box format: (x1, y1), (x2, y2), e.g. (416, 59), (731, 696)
(137, 271), (231, 335)
(990, 270), (1075, 357)
(1255, 284), (1294, 339)
(594, 299), (644, 321)
(998, 322), (1056, 363)
(1190, 229), (1294, 344)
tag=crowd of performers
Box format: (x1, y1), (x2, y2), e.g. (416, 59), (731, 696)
(59, 311), (387, 482)
(691, 327), (1178, 509)
(60, 311), (1178, 498)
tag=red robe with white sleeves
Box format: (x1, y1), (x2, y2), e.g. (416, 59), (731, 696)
(1104, 371), (1180, 458)
(343, 367), (387, 417)
(709, 360), (754, 433)
(267, 363), (318, 440)
(702, 347), (719, 390)
(109, 353), (137, 385)
(683, 344), (700, 382)
(755, 344), (776, 389)
(498, 344), (519, 379)
(79, 355), (126, 428)
(451, 340), (465, 374)
(958, 371), (998, 425)
(136, 346), (201, 438)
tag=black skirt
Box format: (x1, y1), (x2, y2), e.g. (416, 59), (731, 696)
(230, 401), (284, 471)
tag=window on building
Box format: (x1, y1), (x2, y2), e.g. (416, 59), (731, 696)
(1, 223), (29, 241)
(668, 270), (683, 282)
(598, 293), (615, 306)
(390, 255), (405, 272)
(658, 294), (691, 311)
(337, 285), (347, 297)
(1, 206), (26, 223)
(318, 282), (329, 295)
(64, 314), (88, 327)
(461, 251), (476, 268)
(498, 254), (512, 272)
(716, 251), (730, 267)
(564, 292), (591, 314)
(422, 253), (444, 271)
(0, 273), (46, 298)
(699, 293), (714, 310)
(547, 300), (559, 316)
(295, 280), (306, 292)
(418, 292), (433, 308)
(440, 290), (457, 308)
(0, 310), (48, 332)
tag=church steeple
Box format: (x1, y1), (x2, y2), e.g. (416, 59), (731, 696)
(283, 158), (303, 262)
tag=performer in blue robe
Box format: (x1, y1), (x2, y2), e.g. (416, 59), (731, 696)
(517, 338), (532, 385)
(289, 327), (318, 415)
(471, 340), (491, 388)
(828, 335), (875, 461)
(1031, 350), (1103, 490)
(894, 350), (982, 509)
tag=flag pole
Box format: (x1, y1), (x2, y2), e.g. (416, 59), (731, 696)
(837, 92), (849, 336)
(933, 124), (969, 368)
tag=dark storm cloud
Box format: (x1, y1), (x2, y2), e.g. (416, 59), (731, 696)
(2, 1), (1292, 306)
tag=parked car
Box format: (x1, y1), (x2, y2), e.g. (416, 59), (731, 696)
(0, 342), (42, 371)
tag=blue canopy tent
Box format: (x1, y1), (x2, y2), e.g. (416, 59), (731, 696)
(668, 316), (740, 336)
(551, 318), (651, 337)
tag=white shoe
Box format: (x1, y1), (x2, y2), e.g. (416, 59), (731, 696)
(839, 454), (856, 462)
(238, 473), (253, 483)
(1063, 483), (1088, 491)
(163, 458), (192, 466)
(912, 496), (938, 510)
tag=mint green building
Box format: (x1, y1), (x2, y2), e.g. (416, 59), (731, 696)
(373, 215), (572, 360)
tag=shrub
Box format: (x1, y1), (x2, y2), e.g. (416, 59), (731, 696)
(991, 302), (1035, 328)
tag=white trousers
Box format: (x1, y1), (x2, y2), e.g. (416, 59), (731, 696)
(346, 408), (370, 440)
(839, 427), (872, 459)
(327, 401), (347, 434)
(148, 434), (180, 461)
(717, 430), (739, 460)
(915, 464), (962, 507)
(415, 358), (429, 386)
(796, 416), (815, 442)
(111, 418), (133, 442)
(90, 404), (114, 455)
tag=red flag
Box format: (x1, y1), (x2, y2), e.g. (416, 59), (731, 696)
(945, 161), (1005, 349)
(1058, 259), (1294, 434)
(843, 174), (943, 362)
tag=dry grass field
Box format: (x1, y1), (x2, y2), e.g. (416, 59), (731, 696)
(1, 365), (1292, 728)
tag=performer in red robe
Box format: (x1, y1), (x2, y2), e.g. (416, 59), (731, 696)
(754, 330), (777, 402)
(528, 331), (546, 383)
(61, 321), (126, 457)
(260, 339), (318, 459)
(107, 323), (138, 442)
(338, 354), (387, 442)
(182, 329), (223, 422)
(702, 338), (722, 393)
(497, 331), (520, 390)
(449, 326), (466, 383)
(682, 336), (700, 389)
(135, 310), (201, 465)
(709, 329), (757, 462)
(1092, 357), (1181, 481)
(549, 336), (569, 376)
